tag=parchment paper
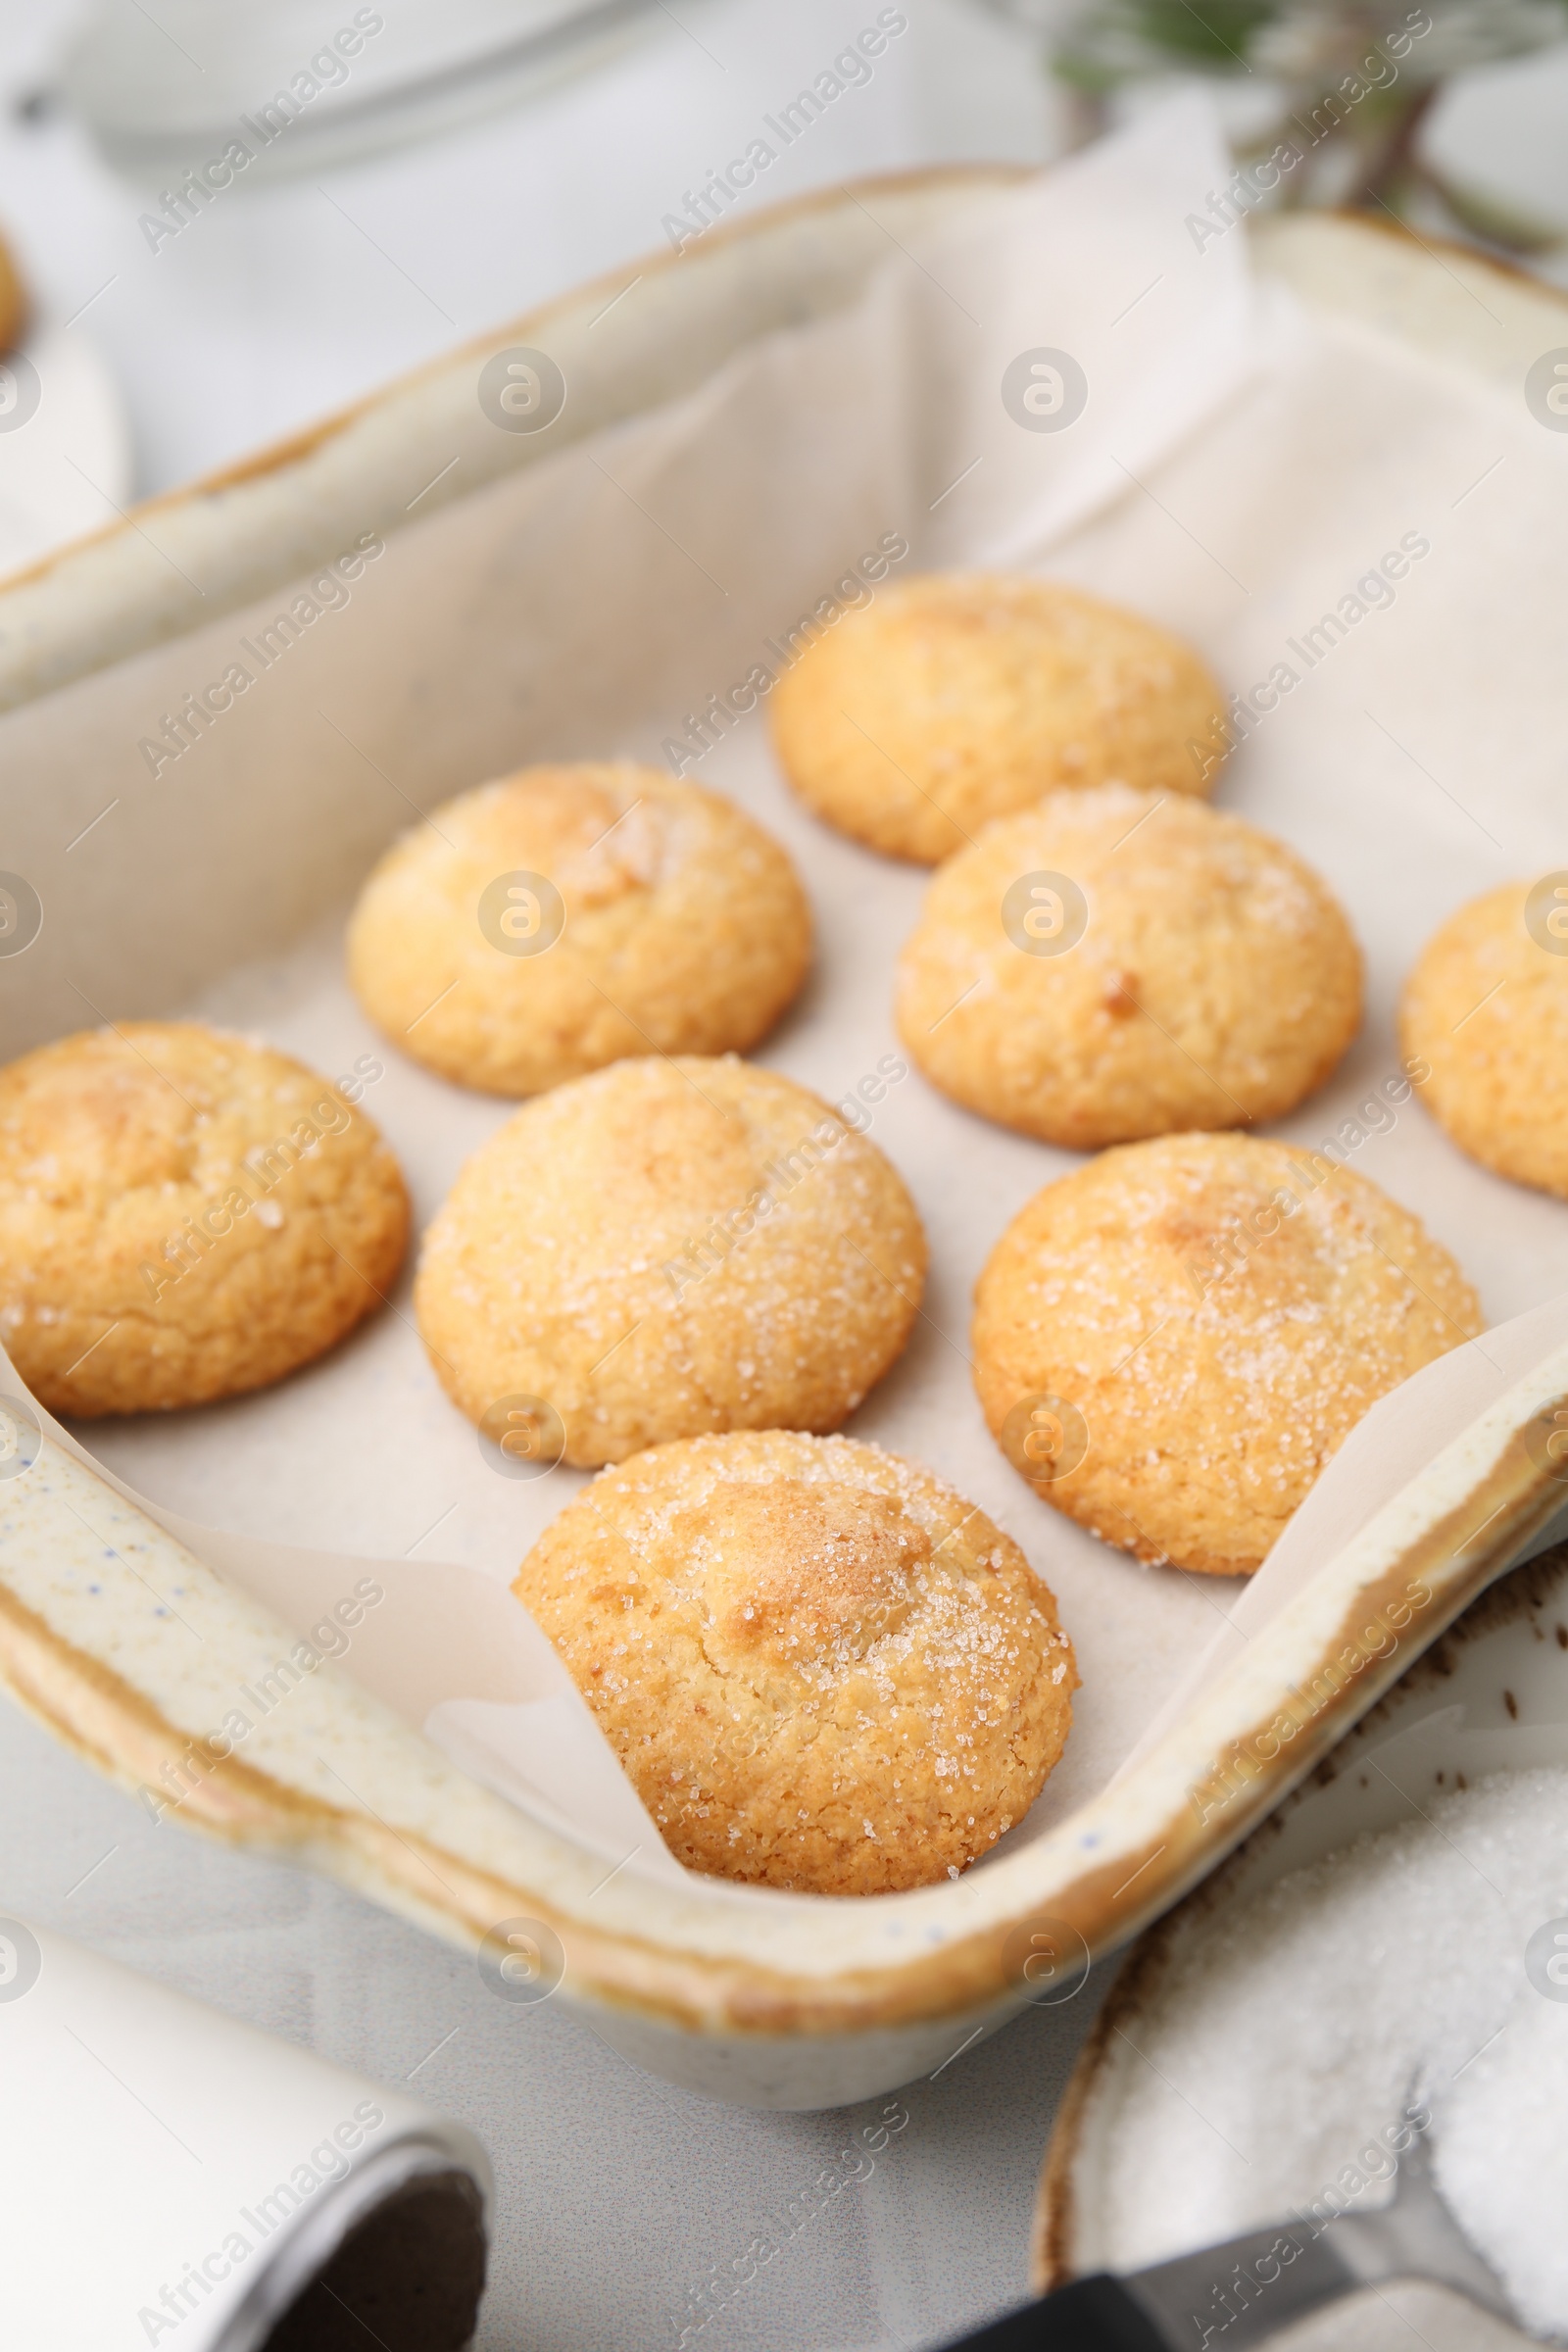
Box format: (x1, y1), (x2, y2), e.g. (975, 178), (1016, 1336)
(5, 95), (1568, 1896)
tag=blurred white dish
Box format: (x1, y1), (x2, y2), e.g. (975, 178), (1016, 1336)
(0, 317), (131, 582)
(60, 0), (668, 182)
(1037, 1545), (1568, 2350)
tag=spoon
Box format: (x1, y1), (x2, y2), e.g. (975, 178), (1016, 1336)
(943, 2123), (1519, 2348)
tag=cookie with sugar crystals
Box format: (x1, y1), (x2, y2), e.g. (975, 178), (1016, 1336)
(769, 572), (1226, 863)
(513, 1429), (1077, 1892)
(1401, 878), (1568, 1200)
(897, 785), (1362, 1147)
(415, 1054), (926, 1466)
(973, 1133), (1481, 1577)
(0, 228), (26, 356)
(347, 761), (811, 1096)
(0, 1022), (408, 1415)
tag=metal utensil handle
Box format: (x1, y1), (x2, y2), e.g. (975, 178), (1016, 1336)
(937, 2273), (1169, 2347)
(1121, 2223), (1357, 2346)
(940, 2225), (1360, 2348)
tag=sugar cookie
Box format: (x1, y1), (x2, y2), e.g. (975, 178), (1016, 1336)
(897, 786), (1362, 1146)
(347, 763), (811, 1096)
(0, 230), (25, 355)
(768, 573), (1226, 863)
(1401, 878), (1568, 1200)
(513, 1430), (1076, 1892)
(416, 1055), (926, 1466)
(0, 1023), (408, 1416)
(973, 1134), (1481, 1577)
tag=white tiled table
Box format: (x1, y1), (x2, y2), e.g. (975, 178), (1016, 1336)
(0, 1690), (1100, 2349)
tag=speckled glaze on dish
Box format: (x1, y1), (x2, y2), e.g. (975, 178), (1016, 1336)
(1, 187), (1567, 2109)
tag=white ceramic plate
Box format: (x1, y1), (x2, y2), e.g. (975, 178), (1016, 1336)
(1036, 1539), (1568, 2349)
(0, 317), (131, 579)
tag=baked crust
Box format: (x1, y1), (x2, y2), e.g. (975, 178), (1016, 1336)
(347, 763), (811, 1096)
(1402, 879), (1568, 1200)
(898, 785), (1361, 1145)
(769, 573), (1225, 863)
(415, 1055), (927, 1465)
(0, 1022), (408, 1415)
(973, 1134), (1482, 1576)
(513, 1430), (1077, 1893)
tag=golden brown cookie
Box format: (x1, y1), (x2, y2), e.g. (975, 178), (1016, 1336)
(0, 226), (26, 355)
(768, 572), (1226, 863)
(897, 786), (1362, 1147)
(0, 1024), (409, 1417)
(513, 1430), (1076, 1892)
(973, 1134), (1481, 1578)
(1400, 878), (1568, 1200)
(347, 762), (811, 1096)
(416, 1055), (926, 1467)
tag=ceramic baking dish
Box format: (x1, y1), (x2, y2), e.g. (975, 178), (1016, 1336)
(2, 170), (1567, 2110)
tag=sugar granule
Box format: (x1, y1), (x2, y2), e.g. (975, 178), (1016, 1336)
(1086, 1767), (1568, 2340)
